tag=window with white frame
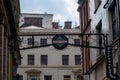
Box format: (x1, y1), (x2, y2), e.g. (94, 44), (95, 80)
(28, 38), (34, 45)
(41, 55), (47, 65)
(19, 75), (23, 80)
(75, 55), (81, 65)
(44, 75), (52, 80)
(28, 55), (34, 65)
(40, 38), (47, 45)
(62, 55), (69, 65)
(64, 75), (71, 80)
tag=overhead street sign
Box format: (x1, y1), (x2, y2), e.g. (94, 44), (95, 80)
(52, 34), (68, 50)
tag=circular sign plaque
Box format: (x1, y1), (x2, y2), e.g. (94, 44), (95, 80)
(52, 34), (68, 50)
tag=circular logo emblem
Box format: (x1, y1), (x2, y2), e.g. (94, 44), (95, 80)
(52, 34), (68, 50)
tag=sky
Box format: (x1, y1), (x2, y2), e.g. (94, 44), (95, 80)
(20, 0), (79, 27)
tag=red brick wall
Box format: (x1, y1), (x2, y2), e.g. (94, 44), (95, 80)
(78, 0), (91, 73)
(52, 22), (59, 29)
(64, 21), (72, 29)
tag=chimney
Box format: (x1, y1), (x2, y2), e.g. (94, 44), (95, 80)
(52, 22), (59, 29)
(64, 21), (72, 29)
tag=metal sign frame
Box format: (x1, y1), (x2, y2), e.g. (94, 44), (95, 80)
(17, 33), (119, 80)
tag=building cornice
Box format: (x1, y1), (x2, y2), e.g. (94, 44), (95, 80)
(18, 65), (81, 68)
(21, 13), (53, 16)
(18, 29), (81, 36)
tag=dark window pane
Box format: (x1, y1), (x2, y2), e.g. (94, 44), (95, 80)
(28, 55), (34, 65)
(40, 38), (47, 45)
(110, 0), (120, 40)
(28, 38), (34, 45)
(41, 55), (47, 65)
(64, 75), (71, 80)
(75, 55), (81, 65)
(74, 39), (80, 45)
(19, 75), (23, 80)
(62, 55), (69, 65)
(44, 75), (52, 80)
(96, 20), (102, 55)
(64, 75), (70, 78)
(18, 59), (21, 65)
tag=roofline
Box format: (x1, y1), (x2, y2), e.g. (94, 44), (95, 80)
(20, 13), (53, 16)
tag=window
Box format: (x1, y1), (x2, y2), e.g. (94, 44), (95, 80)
(40, 38), (47, 45)
(116, 62), (118, 74)
(94, 0), (101, 13)
(109, 0), (120, 40)
(77, 75), (82, 80)
(29, 75), (38, 80)
(62, 55), (69, 65)
(96, 20), (102, 56)
(44, 75), (52, 80)
(74, 39), (80, 45)
(19, 75), (23, 80)
(64, 75), (71, 80)
(18, 59), (21, 65)
(41, 55), (47, 65)
(28, 55), (34, 65)
(75, 55), (81, 65)
(28, 38), (34, 45)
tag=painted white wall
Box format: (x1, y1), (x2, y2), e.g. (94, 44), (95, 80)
(18, 68), (76, 80)
(90, 0), (110, 64)
(89, 0), (110, 80)
(18, 28), (81, 80)
(90, 0), (109, 32)
(20, 46), (80, 66)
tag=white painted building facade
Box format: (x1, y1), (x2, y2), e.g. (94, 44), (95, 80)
(18, 28), (82, 80)
(17, 13), (82, 80)
(89, 0), (120, 80)
(89, 0), (108, 79)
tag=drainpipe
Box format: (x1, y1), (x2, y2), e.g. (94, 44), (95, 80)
(5, 37), (8, 80)
(1, 22), (4, 80)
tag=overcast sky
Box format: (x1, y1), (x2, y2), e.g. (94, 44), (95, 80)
(20, 0), (79, 27)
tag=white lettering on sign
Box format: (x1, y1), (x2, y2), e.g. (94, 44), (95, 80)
(53, 40), (67, 44)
